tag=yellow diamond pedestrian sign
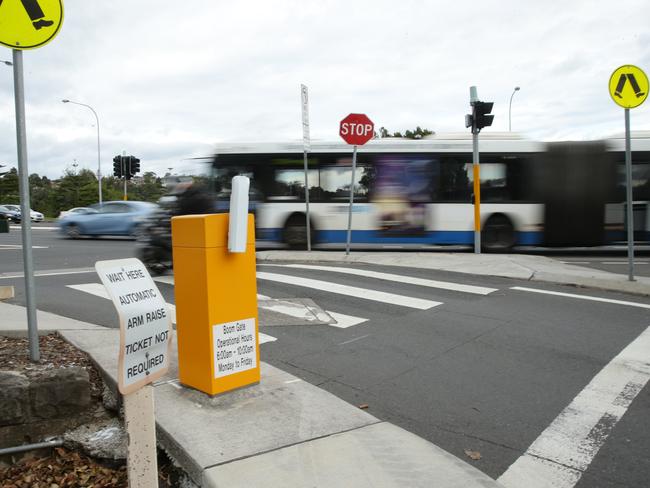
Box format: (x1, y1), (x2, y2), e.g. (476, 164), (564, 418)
(0, 0), (63, 50)
(609, 65), (648, 109)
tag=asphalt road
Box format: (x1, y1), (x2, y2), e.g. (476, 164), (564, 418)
(2, 227), (650, 487)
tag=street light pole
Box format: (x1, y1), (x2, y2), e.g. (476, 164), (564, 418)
(62, 99), (102, 204)
(508, 86), (520, 132)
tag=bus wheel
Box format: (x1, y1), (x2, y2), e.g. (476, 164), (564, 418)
(282, 214), (315, 249)
(481, 214), (515, 253)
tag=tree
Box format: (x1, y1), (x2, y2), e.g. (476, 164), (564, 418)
(132, 172), (166, 202)
(0, 168), (19, 204)
(379, 126), (434, 139)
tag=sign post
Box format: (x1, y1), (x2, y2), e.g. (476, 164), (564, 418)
(96, 258), (173, 487)
(1, 0), (64, 362)
(301, 84), (311, 251)
(339, 113), (374, 255)
(609, 65), (648, 282)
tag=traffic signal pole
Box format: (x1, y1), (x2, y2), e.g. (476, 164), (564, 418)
(123, 151), (128, 201)
(470, 86), (481, 254)
(467, 87), (494, 254)
(472, 122), (481, 254)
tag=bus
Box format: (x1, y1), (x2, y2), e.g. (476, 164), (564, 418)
(210, 132), (650, 251)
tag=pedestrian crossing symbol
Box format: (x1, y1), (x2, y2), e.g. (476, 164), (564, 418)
(0, 0), (63, 50)
(609, 65), (648, 109)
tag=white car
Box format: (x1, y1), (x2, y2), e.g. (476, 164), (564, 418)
(58, 207), (93, 219)
(3, 204), (43, 222)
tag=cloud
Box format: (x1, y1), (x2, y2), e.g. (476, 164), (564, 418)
(0, 0), (649, 179)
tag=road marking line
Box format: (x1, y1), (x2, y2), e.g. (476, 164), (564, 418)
(10, 225), (58, 230)
(0, 268), (96, 279)
(560, 261), (590, 264)
(259, 332), (277, 344)
(327, 311), (368, 328)
(0, 244), (48, 249)
(267, 264), (497, 295)
(601, 261), (648, 265)
(498, 326), (650, 488)
(154, 275), (367, 328)
(338, 334), (370, 345)
(67, 283), (177, 324)
(257, 271), (440, 310)
(153, 275), (174, 284)
(284, 379), (301, 384)
(511, 286), (650, 310)
(68, 282), (278, 343)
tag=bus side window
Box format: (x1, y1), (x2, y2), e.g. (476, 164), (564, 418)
(436, 157), (471, 202)
(320, 166), (370, 201)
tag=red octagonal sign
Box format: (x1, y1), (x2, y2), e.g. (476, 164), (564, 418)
(339, 113), (374, 146)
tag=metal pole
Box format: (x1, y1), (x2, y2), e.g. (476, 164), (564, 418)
(93, 109), (102, 204)
(300, 84), (311, 251)
(123, 152), (127, 201)
(12, 49), (39, 361)
(345, 145), (358, 255)
(303, 150), (311, 251)
(624, 108), (635, 281)
(472, 128), (481, 254)
(508, 87), (520, 132)
(62, 101), (102, 204)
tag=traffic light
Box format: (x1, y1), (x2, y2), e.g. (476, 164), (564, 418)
(130, 157), (140, 176)
(474, 101), (494, 130)
(465, 101), (494, 133)
(124, 156), (141, 180)
(113, 155), (123, 178)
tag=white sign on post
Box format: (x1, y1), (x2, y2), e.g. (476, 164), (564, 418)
(301, 84), (310, 152)
(96, 258), (172, 395)
(96, 258), (172, 488)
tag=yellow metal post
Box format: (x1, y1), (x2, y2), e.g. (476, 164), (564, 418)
(171, 213), (259, 395)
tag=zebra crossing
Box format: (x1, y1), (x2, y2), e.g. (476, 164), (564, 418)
(65, 264), (499, 345)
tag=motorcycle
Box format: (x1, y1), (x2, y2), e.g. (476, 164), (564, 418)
(136, 206), (173, 275)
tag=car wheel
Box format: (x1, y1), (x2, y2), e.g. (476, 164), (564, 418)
(282, 213), (316, 249)
(66, 224), (81, 239)
(481, 214), (515, 253)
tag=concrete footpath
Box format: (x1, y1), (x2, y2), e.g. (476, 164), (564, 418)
(2, 252), (648, 487)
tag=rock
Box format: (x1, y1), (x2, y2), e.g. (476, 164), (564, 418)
(102, 383), (119, 412)
(64, 417), (128, 460)
(29, 367), (91, 419)
(0, 371), (29, 426)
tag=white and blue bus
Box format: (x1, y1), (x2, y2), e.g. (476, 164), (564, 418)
(210, 132), (650, 251)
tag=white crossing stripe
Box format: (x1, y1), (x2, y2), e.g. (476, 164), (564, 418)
(155, 276), (369, 328)
(0, 244), (48, 250)
(270, 264), (497, 295)
(498, 326), (650, 488)
(257, 271), (441, 310)
(259, 332), (277, 344)
(0, 268), (96, 280)
(10, 225), (58, 230)
(511, 286), (650, 310)
(68, 282), (279, 342)
(327, 311), (368, 328)
(67, 283), (177, 324)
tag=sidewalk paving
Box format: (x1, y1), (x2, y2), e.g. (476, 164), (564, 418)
(58, 324), (504, 488)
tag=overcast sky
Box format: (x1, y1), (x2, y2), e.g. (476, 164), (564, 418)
(1, 0), (649, 179)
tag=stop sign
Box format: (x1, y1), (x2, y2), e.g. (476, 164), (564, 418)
(339, 113), (374, 145)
